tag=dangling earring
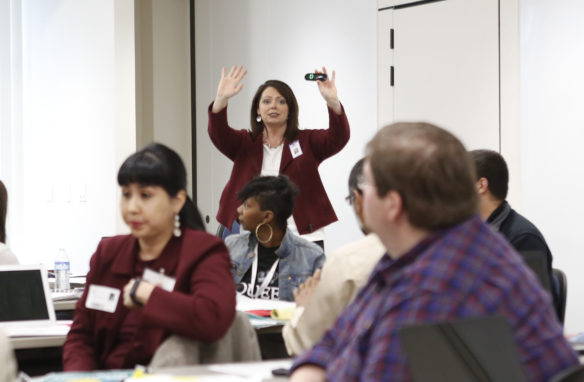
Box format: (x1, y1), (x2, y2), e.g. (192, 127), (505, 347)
(173, 214), (181, 237)
(256, 115), (262, 123)
(255, 223), (273, 244)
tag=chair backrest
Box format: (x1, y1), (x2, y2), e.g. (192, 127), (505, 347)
(216, 220), (240, 241)
(518, 250), (553, 294)
(553, 268), (567, 325)
(149, 311), (261, 368)
(400, 315), (527, 382)
(216, 224), (227, 239)
(550, 364), (584, 382)
(518, 250), (565, 324)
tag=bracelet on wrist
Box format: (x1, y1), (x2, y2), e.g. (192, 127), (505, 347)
(129, 277), (143, 307)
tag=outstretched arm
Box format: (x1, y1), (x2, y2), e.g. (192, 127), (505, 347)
(212, 65), (248, 113)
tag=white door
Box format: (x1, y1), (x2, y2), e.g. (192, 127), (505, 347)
(377, 8), (394, 128)
(378, 0), (500, 151)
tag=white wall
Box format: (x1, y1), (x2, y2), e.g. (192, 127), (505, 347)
(135, 0), (192, 194)
(0, 0), (23, 210)
(520, 0), (584, 333)
(1, 0), (190, 275)
(195, 0), (379, 251)
(114, 0), (137, 233)
(4, 0), (121, 274)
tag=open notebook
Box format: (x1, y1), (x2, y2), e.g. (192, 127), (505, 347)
(0, 264), (71, 337)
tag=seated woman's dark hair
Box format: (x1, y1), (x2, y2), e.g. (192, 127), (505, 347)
(117, 143), (205, 231)
(237, 175), (298, 231)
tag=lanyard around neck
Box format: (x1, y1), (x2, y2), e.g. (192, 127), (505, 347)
(250, 243), (279, 299)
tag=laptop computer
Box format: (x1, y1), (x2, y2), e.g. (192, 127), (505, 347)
(0, 264), (70, 337)
(400, 315), (527, 382)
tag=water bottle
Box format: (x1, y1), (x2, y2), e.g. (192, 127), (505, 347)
(55, 248), (71, 292)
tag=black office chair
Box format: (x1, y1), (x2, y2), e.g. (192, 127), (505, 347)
(216, 220), (241, 241)
(400, 315), (527, 382)
(518, 251), (565, 324)
(216, 224), (227, 239)
(553, 268), (567, 325)
(550, 364), (584, 382)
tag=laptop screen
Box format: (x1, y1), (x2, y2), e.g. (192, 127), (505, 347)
(0, 265), (54, 323)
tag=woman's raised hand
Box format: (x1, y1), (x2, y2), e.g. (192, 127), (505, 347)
(212, 65), (248, 113)
(315, 67), (342, 115)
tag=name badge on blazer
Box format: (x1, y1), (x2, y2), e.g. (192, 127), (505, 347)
(143, 268), (176, 292)
(85, 285), (120, 313)
(289, 140), (303, 159)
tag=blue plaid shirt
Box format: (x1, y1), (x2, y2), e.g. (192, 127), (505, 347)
(291, 216), (578, 381)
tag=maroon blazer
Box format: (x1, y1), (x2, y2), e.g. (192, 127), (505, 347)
(62, 229), (236, 371)
(208, 102), (350, 234)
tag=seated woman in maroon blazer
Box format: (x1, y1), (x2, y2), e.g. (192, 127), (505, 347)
(208, 65), (350, 248)
(63, 143), (236, 371)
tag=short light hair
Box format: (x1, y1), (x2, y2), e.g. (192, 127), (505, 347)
(366, 122), (478, 230)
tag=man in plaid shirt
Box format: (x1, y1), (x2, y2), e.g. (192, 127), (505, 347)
(290, 122), (578, 381)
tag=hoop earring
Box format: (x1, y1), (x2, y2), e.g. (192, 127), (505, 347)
(173, 214), (182, 237)
(256, 115), (262, 123)
(255, 223), (273, 244)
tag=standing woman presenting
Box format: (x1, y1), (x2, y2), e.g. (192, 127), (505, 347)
(208, 66), (350, 247)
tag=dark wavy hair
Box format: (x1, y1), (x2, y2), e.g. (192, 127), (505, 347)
(0, 180), (7, 243)
(250, 80), (299, 142)
(237, 175), (298, 231)
(117, 143), (205, 231)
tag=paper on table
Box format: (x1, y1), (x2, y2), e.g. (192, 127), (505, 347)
(42, 370), (133, 382)
(2, 320), (72, 337)
(125, 375), (247, 382)
(48, 276), (86, 285)
(52, 288), (84, 301)
(248, 317), (285, 329)
(236, 294), (295, 312)
(69, 276), (87, 284)
(208, 359), (292, 379)
(270, 306), (295, 320)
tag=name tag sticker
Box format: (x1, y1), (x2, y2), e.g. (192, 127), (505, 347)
(85, 285), (120, 313)
(143, 268), (176, 292)
(289, 140), (303, 159)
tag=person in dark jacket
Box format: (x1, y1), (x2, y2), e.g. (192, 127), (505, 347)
(470, 149), (555, 302)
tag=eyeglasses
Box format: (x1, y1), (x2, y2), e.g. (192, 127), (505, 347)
(345, 194), (356, 206)
(345, 188), (363, 206)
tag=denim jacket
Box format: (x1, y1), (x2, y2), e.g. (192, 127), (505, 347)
(226, 230), (326, 301)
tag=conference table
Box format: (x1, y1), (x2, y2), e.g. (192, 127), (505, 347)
(149, 360), (291, 381)
(9, 299), (289, 376)
(33, 359), (291, 382)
